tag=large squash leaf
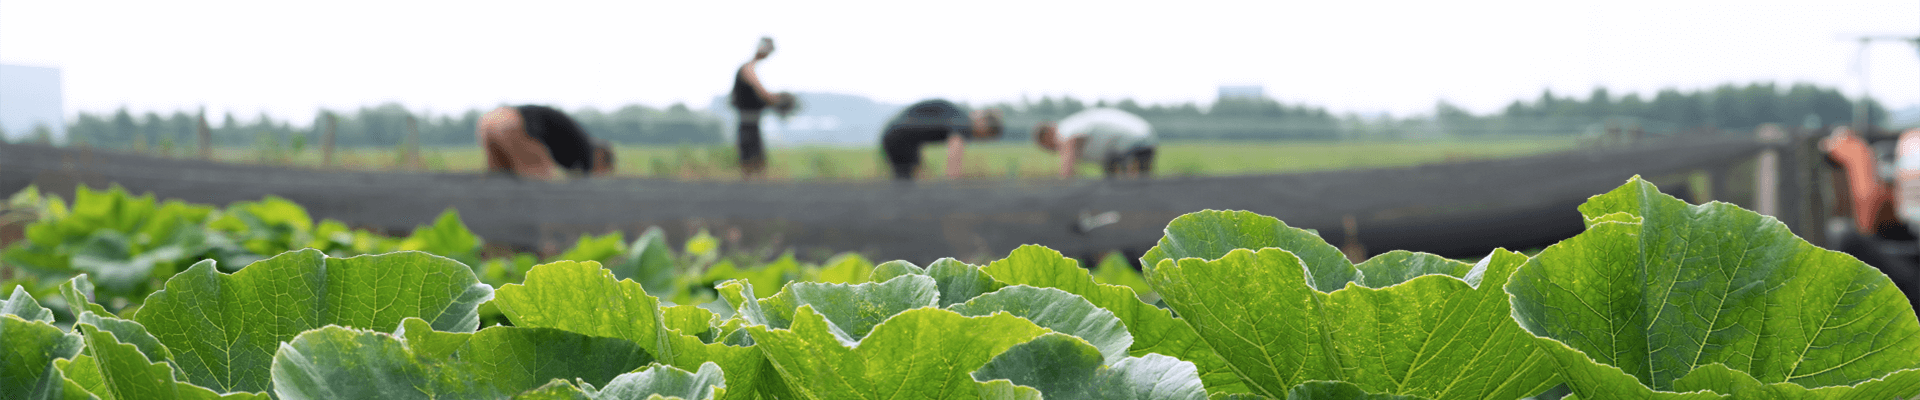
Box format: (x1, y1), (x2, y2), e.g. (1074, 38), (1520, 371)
(517, 362), (727, 400)
(1507, 177), (1920, 398)
(971, 333), (1206, 400)
(946, 285), (1131, 363)
(64, 323), (261, 400)
(1147, 210), (1558, 400)
(1141, 210), (1353, 291)
(132, 249), (494, 393)
(395, 208), (481, 266)
(492, 260), (779, 400)
(618, 226), (679, 294)
(745, 306), (1048, 399)
(1284, 381), (1431, 399)
(1, 287), (88, 400)
(981, 245), (1249, 395)
(727, 270), (1204, 400)
(269, 318), (654, 399)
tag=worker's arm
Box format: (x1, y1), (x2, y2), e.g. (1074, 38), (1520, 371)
(740, 62), (777, 104)
(478, 108), (563, 181)
(1058, 136), (1085, 178)
(945, 132), (967, 179)
(501, 133), (564, 181)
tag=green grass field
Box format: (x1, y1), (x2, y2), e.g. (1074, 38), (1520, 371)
(199, 137), (1582, 181)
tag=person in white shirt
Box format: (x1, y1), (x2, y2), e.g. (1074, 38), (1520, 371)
(1032, 108), (1157, 179)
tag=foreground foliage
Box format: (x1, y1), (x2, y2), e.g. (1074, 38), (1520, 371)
(3, 177), (1917, 399)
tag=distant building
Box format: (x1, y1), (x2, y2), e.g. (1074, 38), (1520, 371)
(1218, 85), (1265, 100)
(0, 64), (65, 142)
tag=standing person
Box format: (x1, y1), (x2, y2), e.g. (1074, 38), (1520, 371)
(476, 105), (616, 180)
(730, 36), (792, 179)
(1032, 107), (1157, 179)
(880, 99), (1003, 180)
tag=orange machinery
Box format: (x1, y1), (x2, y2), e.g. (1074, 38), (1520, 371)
(1822, 127), (1920, 237)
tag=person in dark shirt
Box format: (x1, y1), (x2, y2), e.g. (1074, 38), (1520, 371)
(476, 105), (615, 180)
(730, 37), (793, 179)
(880, 99), (1003, 180)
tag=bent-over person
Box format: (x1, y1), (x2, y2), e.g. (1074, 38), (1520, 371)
(1033, 107), (1156, 179)
(476, 105), (615, 180)
(879, 99), (1003, 180)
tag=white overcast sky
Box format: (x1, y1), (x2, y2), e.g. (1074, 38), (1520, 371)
(3, 0), (1918, 126)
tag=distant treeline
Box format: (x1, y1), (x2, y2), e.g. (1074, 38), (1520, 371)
(50, 81), (1887, 150)
(62, 102), (726, 150)
(989, 82), (1884, 140)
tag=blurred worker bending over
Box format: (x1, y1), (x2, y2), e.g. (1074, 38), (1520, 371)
(730, 36), (795, 179)
(476, 105), (615, 180)
(880, 99), (1003, 180)
(1033, 107), (1157, 178)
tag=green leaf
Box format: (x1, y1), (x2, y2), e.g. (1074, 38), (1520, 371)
(1284, 381), (1430, 400)
(265, 325), (425, 400)
(71, 323), (262, 399)
(1351, 251), (1477, 289)
(684, 230), (719, 264)
(3, 285), (55, 322)
(745, 306), (1049, 399)
(809, 252), (872, 285)
(982, 245), (1249, 395)
(972, 333), (1207, 400)
(212, 195), (316, 257)
(494, 260), (781, 400)
(133, 250), (494, 393)
(1141, 210), (1353, 291)
(587, 362), (726, 400)
(976, 379), (1044, 400)
(551, 232), (626, 265)
(397, 208), (481, 264)
(925, 258), (1007, 307)
(74, 312), (175, 380)
(870, 260), (926, 282)
(60, 275), (113, 319)
(619, 226), (679, 294)
(1670, 364), (1920, 399)
(662, 305), (718, 343)
(270, 318), (656, 399)
(1148, 231), (1557, 399)
(1506, 177), (1920, 398)
(728, 275), (938, 344)
(55, 356), (105, 400)
(1092, 251), (1153, 300)
(515, 381), (597, 400)
(947, 286), (1131, 363)
(495, 260), (675, 360)
(2, 314), (83, 399)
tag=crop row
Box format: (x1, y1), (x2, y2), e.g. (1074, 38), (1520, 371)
(3, 177), (1919, 399)
(0, 184), (1154, 326)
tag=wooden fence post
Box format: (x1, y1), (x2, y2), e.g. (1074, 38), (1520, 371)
(196, 113), (212, 160)
(322, 113), (336, 167)
(1755, 124), (1786, 217)
(406, 114), (421, 170)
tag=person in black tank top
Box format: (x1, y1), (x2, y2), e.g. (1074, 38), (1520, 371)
(477, 105), (615, 180)
(731, 37), (792, 179)
(880, 99), (1004, 180)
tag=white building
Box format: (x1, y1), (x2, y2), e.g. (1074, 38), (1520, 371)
(0, 64), (65, 142)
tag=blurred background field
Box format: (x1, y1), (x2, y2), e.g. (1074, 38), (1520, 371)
(199, 137), (1580, 181)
